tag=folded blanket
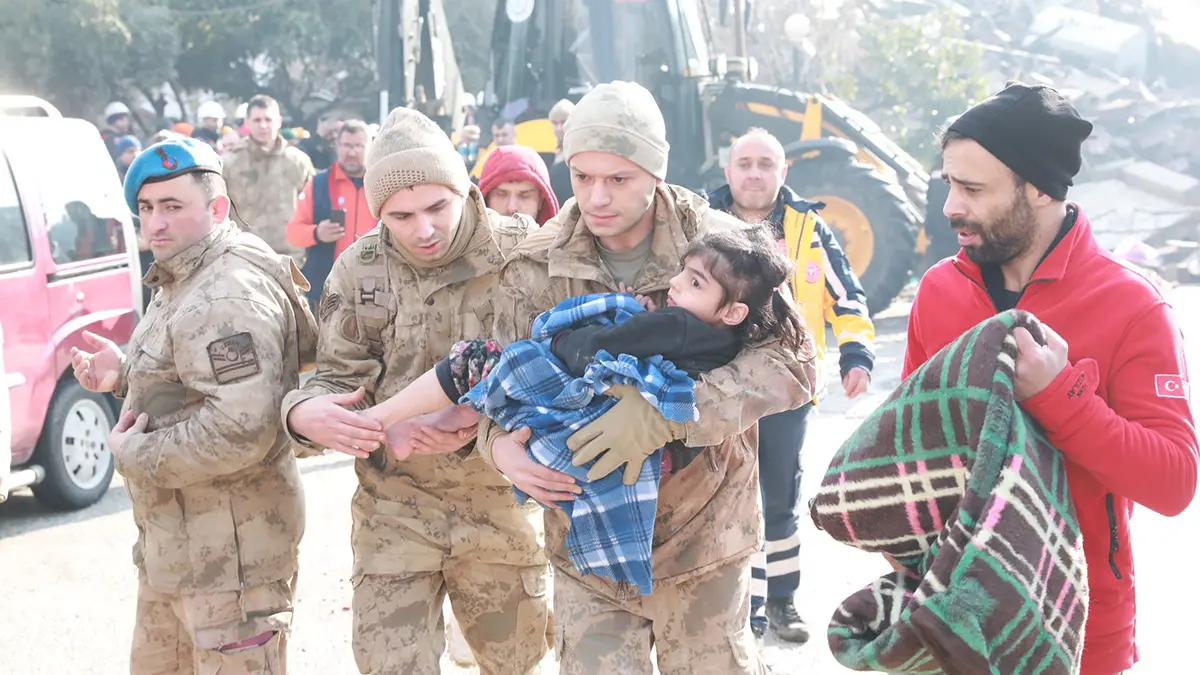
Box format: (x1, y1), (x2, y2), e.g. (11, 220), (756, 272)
(464, 293), (697, 594)
(810, 310), (1088, 675)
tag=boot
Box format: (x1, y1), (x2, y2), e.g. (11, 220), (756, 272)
(765, 596), (810, 644)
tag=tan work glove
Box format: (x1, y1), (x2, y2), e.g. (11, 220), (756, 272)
(567, 384), (687, 485)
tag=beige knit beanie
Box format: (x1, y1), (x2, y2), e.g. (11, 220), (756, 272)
(562, 81), (669, 180)
(364, 107), (472, 218)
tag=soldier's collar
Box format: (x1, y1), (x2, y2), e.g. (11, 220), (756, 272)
(547, 186), (691, 288)
(143, 224), (233, 288)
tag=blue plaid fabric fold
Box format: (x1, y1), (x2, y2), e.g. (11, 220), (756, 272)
(463, 293), (698, 594)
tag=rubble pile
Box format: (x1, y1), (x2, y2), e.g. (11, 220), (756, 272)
(885, 0), (1200, 282)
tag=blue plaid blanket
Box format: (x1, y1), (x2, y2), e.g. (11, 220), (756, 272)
(463, 293), (698, 595)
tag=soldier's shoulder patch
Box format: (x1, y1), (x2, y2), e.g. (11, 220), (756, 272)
(319, 292), (341, 324)
(207, 332), (261, 385)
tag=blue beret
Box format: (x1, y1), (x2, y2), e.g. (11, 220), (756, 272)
(124, 136), (223, 213)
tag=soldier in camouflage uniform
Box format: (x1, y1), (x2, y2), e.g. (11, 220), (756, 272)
(281, 107), (549, 675)
(222, 95), (315, 267)
(475, 82), (818, 675)
(72, 137), (318, 674)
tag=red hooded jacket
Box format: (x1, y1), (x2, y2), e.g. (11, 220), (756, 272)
(904, 206), (1197, 675)
(479, 145), (559, 225)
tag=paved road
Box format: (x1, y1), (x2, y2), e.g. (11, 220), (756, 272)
(2, 287), (1196, 673)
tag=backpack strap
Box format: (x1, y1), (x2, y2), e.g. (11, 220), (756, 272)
(311, 170), (332, 225)
(301, 170), (337, 304)
(352, 237), (393, 358)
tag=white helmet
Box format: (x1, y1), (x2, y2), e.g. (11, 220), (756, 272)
(235, 102), (248, 121)
(104, 101), (131, 118)
(196, 100), (225, 122)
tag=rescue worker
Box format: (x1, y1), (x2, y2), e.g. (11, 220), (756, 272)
(101, 101), (134, 163)
(70, 137), (318, 674)
(286, 119), (374, 311)
(479, 144), (559, 225)
(476, 81), (817, 674)
(707, 127), (875, 643)
(223, 95), (315, 267)
(905, 82), (1198, 675)
(195, 101), (225, 133)
(281, 107), (548, 675)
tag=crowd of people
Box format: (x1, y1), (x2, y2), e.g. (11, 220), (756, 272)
(69, 78), (1195, 675)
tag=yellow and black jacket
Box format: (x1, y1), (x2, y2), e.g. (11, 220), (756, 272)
(708, 184), (875, 391)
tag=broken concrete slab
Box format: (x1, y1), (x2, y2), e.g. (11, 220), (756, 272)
(1025, 6), (1150, 79)
(1070, 178), (1199, 250)
(1120, 161), (1200, 204)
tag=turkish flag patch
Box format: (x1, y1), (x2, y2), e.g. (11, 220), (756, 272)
(1155, 374), (1189, 399)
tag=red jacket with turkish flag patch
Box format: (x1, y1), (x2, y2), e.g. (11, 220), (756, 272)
(903, 205), (1197, 675)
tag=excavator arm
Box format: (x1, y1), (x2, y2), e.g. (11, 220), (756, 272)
(375, 0), (465, 134)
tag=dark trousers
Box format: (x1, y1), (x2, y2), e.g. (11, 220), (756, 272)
(750, 403), (812, 622)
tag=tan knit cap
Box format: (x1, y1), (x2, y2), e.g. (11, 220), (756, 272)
(549, 99), (575, 123)
(562, 82), (670, 180)
(364, 107), (472, 218)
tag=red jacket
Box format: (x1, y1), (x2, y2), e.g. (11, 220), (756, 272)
(478, 145), (559, 225)
(904, 206), (1197, 675)
(286, 162), (373, 260)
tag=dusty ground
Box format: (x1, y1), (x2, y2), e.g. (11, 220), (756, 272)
(2, 288), (1197, 673)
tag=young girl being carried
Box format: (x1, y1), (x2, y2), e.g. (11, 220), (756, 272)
(363, 224), (810, 472)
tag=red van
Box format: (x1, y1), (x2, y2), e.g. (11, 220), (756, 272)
(0, 104), (143, 510)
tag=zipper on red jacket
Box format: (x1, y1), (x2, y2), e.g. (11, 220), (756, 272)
(1105, 493), (1123, 580)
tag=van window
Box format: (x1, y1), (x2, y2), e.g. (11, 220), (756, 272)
(0, 152), (33, 268)
(9, 126), (128, 266)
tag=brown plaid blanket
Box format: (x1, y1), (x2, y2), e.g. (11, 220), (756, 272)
(810, 310), (1088, 674)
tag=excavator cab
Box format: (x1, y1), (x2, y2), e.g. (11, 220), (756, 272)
(478, 0), (712, 186)
(476, 0), (931, 314)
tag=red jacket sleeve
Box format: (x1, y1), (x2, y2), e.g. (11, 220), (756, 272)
(1022, 301), (1198, 517)
(901, 282), (929, 380)
(286, 178), (318, 249)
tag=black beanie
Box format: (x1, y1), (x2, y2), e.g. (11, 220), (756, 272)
(947, 83), (1093, 201)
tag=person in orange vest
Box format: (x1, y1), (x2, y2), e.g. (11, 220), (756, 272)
(286, 120), (374, 311)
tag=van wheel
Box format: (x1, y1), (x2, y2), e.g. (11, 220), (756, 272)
(31, 380), (116, 511)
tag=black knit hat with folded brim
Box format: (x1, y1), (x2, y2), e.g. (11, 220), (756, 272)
(948, 83), (1093, 201)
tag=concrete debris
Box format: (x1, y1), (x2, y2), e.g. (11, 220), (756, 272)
(903, 0), (1200, 255)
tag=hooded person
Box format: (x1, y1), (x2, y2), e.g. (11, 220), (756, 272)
(279, 106), (550, 675)
(479, 145), (560, 225)
(473, 80), (817, 675)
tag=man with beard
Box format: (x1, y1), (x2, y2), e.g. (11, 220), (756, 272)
(707, 128), (874, 644)
(287, 119), (375, 310)
(905, 82), (1197, 675)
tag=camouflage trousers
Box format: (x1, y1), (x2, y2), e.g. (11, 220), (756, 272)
(129, 571), (296, 675)
(553, 557), (765, 675)
(351, 561), (550, 675)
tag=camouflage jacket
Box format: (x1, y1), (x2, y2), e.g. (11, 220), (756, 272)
(223, 136), (315, 265)
(114, 224), (318, 596)
(479, 185), (817, 586)
(280, 189), (546, 578)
